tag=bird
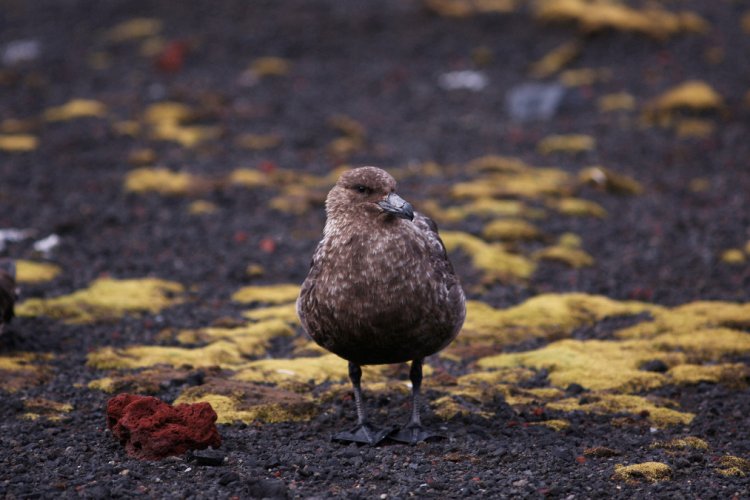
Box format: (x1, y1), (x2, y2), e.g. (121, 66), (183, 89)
(0, 259), (17, 336)
(296, 166), (466, 445)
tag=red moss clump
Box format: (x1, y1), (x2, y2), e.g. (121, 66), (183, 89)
(106, 393), (221, 460)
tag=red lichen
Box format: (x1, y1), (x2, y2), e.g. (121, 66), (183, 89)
(106, 394), (221, 460)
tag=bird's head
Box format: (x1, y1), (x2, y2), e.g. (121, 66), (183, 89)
(326, 166), (414, 223)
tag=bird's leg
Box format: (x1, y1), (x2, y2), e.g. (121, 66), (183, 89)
(332, 362), (389, 445)
(389, 358), (444, 444)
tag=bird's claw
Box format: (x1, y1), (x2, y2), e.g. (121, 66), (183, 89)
(333, 423), (390, 446)
(389, 423), (444, 445)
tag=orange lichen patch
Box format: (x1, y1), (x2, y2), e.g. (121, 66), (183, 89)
(715, 456), (750, 477)
(548, 198), (607, 218)
(537, 134), (595, 155)
(459, 293), (657, 347)
(21, 398), (73, 422)
(124, 167), (203, 195)
(235, 133), (282, 150)
(43, 99), (107, 121)
(559, 68), (612, 87)
(104, 18), (162, 42)
(87, 340), (246, 370)
(16, 260), (62, 283)
(534, 0), (708, 39)
(422, 0), (517, 18)
(0, 353), (53, 392)
(650, 436), (709, 451)
(188, 200), (218, 215)
(529, 40), (581, 78)
(250, 57), (291, 77)
(720, 249), (745, 265)
(176, 319), (295, 357)
(231, 284), (300, 305)
(88, 367), (197, 394)
(17, 278), (184, 324)
(482, 218), (542, 241)
(175, 379), (317, 424)
(598, 92), (636, 113)
(675, 118), (715, 138)
(440, 230), (536, 282)
(578, 166), (643, 195)
(613, 462), (672, 483)
(452, 168), (574, 200)
(668, 363), (749, 387)
(0, 134), (38, 152)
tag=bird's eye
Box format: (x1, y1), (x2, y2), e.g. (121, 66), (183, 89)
(355, 185), (370, 194)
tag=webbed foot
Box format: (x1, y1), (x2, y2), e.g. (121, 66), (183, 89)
(389, 423), (444, 445)
(333, 423), (390, 446)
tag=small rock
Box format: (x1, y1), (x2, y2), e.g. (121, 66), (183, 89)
(246, 478), (289, 499)
(641, 359), (669, 373)
(506, 83), (565, 122)
(438, 70), (488, 91)
(187, 449), (225, 466)
(218, 471), (240, 486)
(2, 39), (41, 65)
(565, 383), (586, 395)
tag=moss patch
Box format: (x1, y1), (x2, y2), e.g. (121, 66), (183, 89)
(176, 319), (295, 356)
(43, 99), (107, 121)
(87, 340), (246, 370)
(231, 284), (300, 305)
(124, 168), (202, 195)
(715, 456), (750, 477)
(650, 436), (709, 451)
(482, 219), (542, 242)
(441, 230), (536, 282)
(175, 379), (317, 424)
(613, 462), (672, 483)
(16, 260), (62, 283)
(17, 278), (184, 323)
(0, 353), (53, 392)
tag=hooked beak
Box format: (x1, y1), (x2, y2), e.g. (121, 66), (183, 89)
(377, 192), (414, 221)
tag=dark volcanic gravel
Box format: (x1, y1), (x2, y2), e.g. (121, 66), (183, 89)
(1, 0), (750, 498)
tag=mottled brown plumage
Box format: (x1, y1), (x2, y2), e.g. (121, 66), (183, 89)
(0, 260), (17, 336)
(297, 167), (465, 444)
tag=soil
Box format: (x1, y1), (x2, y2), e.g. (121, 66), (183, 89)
(1, 0), (750, 498)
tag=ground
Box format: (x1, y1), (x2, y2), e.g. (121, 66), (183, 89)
(1, 0), (750, 498)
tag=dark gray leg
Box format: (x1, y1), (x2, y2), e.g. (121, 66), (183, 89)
(332, 362), (389, 445)
(389, 358), (444, 444)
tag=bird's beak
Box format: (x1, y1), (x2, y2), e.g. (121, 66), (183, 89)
(378, 192), (414, 221)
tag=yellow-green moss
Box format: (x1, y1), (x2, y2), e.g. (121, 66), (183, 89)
(15, 260), (62, 284)
(548, 394), (693, 427)
(647, 80), (723, 116)
(432, 395), (493, 420)
(578, 166), (643, 195)
(0, 134), (38, 152)
(231, 284), (300, 305)
(535, 419), (570, 431)
(721, 249), (746, 265)
(478, 339), (666, 392)
(598, 92), (636, 113)
(534, 0), (708, 38)
(715, 456), (750, 477)
(459, 293), (657, 346)
(188, 200), (218, 215)
(533, 245), (595, 268)
(176, 319), (294, 356)
(421, 199), (539, 224)
(548, 198), (607, 218)
(105, 18), (162, 42)
(440, 230), (536, 282)
(243, 303), (299, 325)
(613, 462), (672, 482)
(466, 155), (530, 174)
(144, 102), (219, 147)
(482, 219), (542, 241)
(650, 436), (709, 451)
(229, 168), (273, 188)
(17, 278), (184, 323)
(232, 354), (351, 388)
(250, 57), (291, 77)
(451, 168), (573, 200)
(87, 340), (246, 370)
(125, 167), (200, 195)
(537, 134), (595, 155)
(43, 99), (107, 121)
(668, 363), (749, 386)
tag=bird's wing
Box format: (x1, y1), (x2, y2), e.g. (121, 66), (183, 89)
(413, 212), (450, 262)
